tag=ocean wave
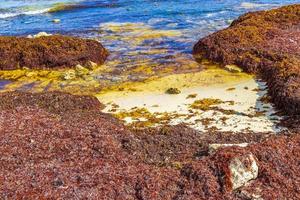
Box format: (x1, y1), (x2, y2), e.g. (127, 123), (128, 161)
(0, 8), (50, 19)
(0, 1), (120, 19)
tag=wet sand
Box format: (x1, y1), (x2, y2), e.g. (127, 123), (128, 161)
(98, 67), (283, 132)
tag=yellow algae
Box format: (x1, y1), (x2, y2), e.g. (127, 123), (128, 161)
(100, 22), (146, 32)
(131, 65), (155, 76)
(100, 22), (181, 38)
(165, 88), (181, 94)
(190, 98), (223, 111)
(100, 22), (182, 46)
(0, 64), (112, 94)
(99, 70), (283, 133)
(0, 69), (62, 81)
(226, 87), (236, 91)
(186, 94), (198, 99)
(97, 66), (254, 99)
(31, 80), (53, 93)
(114, 107), (186, 129)
(1, 81), (34, 92)
(0, 69), (26, 80)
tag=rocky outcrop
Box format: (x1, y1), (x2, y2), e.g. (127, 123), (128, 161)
(193, 4), (300, 116)
(0, 35), (108, 70)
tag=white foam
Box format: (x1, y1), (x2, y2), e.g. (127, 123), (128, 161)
(0, 8), (50, 19)
(238, 2), (275, 9)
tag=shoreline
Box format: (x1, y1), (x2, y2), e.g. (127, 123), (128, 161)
(98, 69), (282, 133)
(1, 3), (300, 199)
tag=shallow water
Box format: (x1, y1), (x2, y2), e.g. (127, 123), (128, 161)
(0, 0), (298, 74)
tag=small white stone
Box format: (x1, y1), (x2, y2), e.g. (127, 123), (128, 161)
(229, 153), (258, 190)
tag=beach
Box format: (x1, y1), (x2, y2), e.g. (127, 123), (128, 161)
(0, 1), (300, 199)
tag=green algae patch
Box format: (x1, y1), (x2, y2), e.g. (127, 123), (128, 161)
(48, 3), (77, 13)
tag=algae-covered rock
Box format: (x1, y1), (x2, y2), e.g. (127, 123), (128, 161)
(166, 87), (181, 94)
(0, 35), (109, 70)
(193, 4), (300, 115)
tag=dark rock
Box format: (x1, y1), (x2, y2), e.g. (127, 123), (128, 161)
(193, 4), (300, 116)
(0, 35), (109, 70)
(166, 87), (181, 94)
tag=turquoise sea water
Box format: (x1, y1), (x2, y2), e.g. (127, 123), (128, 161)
(0, 0), (298, 45)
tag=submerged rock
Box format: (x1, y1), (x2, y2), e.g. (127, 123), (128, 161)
(193, 4), (300, 116)
(0, 35), (108, 70)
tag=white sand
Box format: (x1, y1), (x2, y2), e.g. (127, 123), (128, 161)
(98, 71), (283, 133)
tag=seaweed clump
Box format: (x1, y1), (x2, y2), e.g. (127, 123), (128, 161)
(165, 87), (181, 94)
(0, 35), (108, 70)
(193, 4), (300, 116)
(1, 91), (300, 199)
(190, 98), (223, 110)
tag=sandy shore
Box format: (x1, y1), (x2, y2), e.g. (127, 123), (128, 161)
(97, 67), (283, 133)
